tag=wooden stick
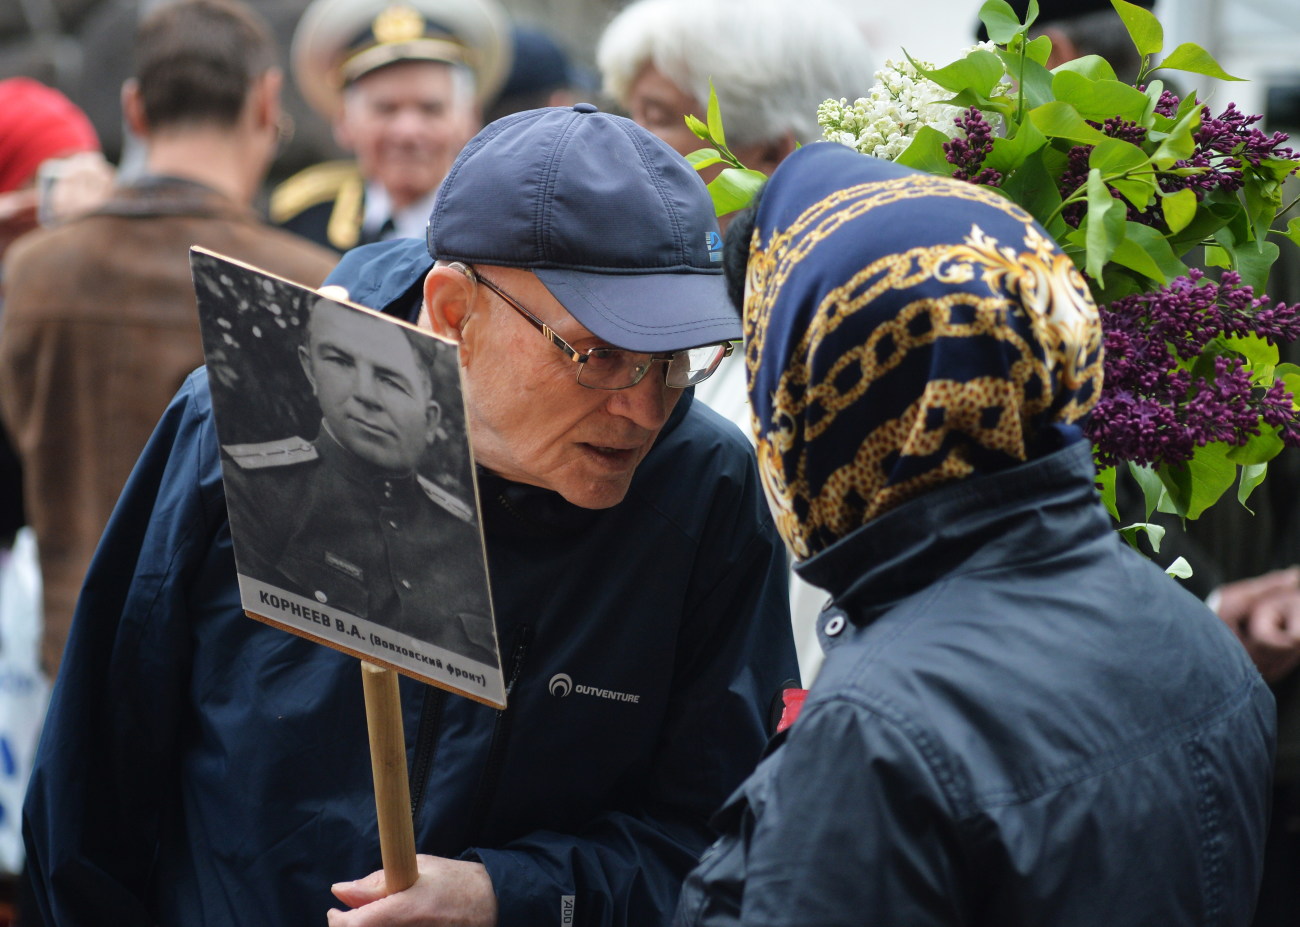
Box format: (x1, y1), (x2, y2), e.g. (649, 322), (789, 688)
(360, 661), (418, 894)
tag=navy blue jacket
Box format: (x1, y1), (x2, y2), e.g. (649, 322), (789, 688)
(24, 239), (797, 926)
(675, 442), (1274, 927)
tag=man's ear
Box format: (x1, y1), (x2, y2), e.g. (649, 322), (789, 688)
(422, 265), (476, 350)
(121, 79), (148, 139)
(424, 399), (443, 445)
(298, 343), (318, 395)
(251, 68), (284, 134)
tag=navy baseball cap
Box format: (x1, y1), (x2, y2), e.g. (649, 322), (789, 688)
(425, 103), (739, 353)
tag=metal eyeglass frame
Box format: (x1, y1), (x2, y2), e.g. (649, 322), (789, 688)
(451, 262), (733, 390)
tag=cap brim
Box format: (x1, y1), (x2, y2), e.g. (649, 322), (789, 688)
(534, 268), (740, 353)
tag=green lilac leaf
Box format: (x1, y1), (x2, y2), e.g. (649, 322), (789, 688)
(1085, 169), (1125, 283)
(684, 114), (712, 144)
(707, 167), (766, 217)
(1156, 43), (1245, 81)
(1225, 429), (1284, 465)
(1119, 521), (1166, 552)
(895, 126), (959, 175)
(1051, 54), (1117, 82)
(979, 0), (1024, 44)
(1162, 188), (1197, 234)
(1239, 462), (1268, 509)
(1029, 101), (1109, 143)
(1127, 461), (1168, 521)
(1112, 0), (1163, 57)
(1096, 465), (1119, 521)
(1052, 72), (1151, 122)
(705, 82), (726, 147)
(912, 50), (1007, 97)
(686, 148), (724, 169)
(1158, 441), (1237, 519)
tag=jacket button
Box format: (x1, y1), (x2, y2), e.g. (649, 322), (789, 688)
(824, 614), (846, 637)
(400, 579), (412, 590)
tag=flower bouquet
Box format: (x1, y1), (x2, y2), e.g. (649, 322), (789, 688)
(688, 0), (1300, 555)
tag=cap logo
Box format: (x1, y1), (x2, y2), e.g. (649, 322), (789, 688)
(706, 231), (723, 263)
(372, 5), (426, 44)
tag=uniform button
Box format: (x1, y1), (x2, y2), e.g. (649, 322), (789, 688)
(314, 590), (328, 604)
(388, 520), (399, 529)
(824, 614), (846, 637)
(401, 579), (412, 590)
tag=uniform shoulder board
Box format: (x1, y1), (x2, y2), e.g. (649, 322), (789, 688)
(269, 161), (362, 224)
(418, 475), (474, 522)
(223, 437), (318, 470)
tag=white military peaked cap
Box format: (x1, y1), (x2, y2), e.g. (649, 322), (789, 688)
(292, 0), (512, 116)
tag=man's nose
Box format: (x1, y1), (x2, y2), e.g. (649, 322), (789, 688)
(353, 370), (383, 407)
(604, 368), (674, 429)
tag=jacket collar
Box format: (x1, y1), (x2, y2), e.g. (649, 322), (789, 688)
(92, 174), (257, 222)
(796, 440), (1112, 625)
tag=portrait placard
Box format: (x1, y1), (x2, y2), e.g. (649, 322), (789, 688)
(190, 247), (504, 707)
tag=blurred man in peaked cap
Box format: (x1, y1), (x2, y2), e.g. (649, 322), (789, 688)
(272, 0), (510, 253)
(975, 0), (1158, 82)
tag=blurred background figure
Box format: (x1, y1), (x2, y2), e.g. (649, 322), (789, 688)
(597, 0), (877, 685)
(485, 22), (595, 122)
(271, 0), (510, 253)
(0, 0), (336, 684)
(597, 0), (876, 177)
(0, 77), (109, 267)
(975, 0), (1155, 83)
(0, 74), (108, 927)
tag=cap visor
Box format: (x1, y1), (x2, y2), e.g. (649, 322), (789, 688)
(534, 268), (740, 353)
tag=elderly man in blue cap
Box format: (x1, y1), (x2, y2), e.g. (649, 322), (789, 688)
(24, 105), (797, 927)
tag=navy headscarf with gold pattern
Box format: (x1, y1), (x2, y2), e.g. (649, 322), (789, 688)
(742, 143), (1103, 560)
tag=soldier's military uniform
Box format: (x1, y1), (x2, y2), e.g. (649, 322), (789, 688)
(221, 427), (495, 665)
(272, 0), (510, 252)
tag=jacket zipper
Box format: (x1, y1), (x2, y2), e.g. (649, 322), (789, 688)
(408, 685), (447, 818)
(467, 624), (531, 842)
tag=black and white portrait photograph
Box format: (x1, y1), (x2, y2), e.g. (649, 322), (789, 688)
(191, 247), (503, 705)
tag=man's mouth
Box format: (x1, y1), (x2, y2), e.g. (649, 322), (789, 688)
(350, 417), (396, 441)
(581, 443), (639, 465)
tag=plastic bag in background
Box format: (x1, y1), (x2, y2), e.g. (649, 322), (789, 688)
(0, 527), (47, 874)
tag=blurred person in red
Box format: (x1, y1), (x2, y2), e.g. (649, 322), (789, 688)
(0, 77), (111, 262)
(0, 78), (111, 573)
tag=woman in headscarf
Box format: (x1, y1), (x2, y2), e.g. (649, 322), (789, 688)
(673, 142), (1274, 927)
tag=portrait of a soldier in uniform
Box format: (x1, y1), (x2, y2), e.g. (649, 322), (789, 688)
(193, 248), (499, 684)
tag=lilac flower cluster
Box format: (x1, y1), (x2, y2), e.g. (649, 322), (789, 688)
(943, 108), (1002, 186)
(1056, 115), (1150, 227)
(1087, 269), (1300, 467)
(1167, 101), (1295, 197)
(1054, 96), (1295, 229)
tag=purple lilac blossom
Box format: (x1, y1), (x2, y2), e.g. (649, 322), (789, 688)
(1087, 270), (1300, 467)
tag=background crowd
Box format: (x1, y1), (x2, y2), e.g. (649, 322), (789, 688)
(0, 0), (1297, 925)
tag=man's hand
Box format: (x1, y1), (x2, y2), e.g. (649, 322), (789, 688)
(327, 855), (498, 927)
(1214, 567), (1300, 683)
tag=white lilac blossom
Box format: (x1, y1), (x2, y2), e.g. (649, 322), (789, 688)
(817, 45), (1001, 160)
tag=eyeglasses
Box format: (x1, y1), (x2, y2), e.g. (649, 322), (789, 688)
(457, 263), (734, 391)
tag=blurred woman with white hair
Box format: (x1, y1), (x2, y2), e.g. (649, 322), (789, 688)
(597, 0), (876, 176)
